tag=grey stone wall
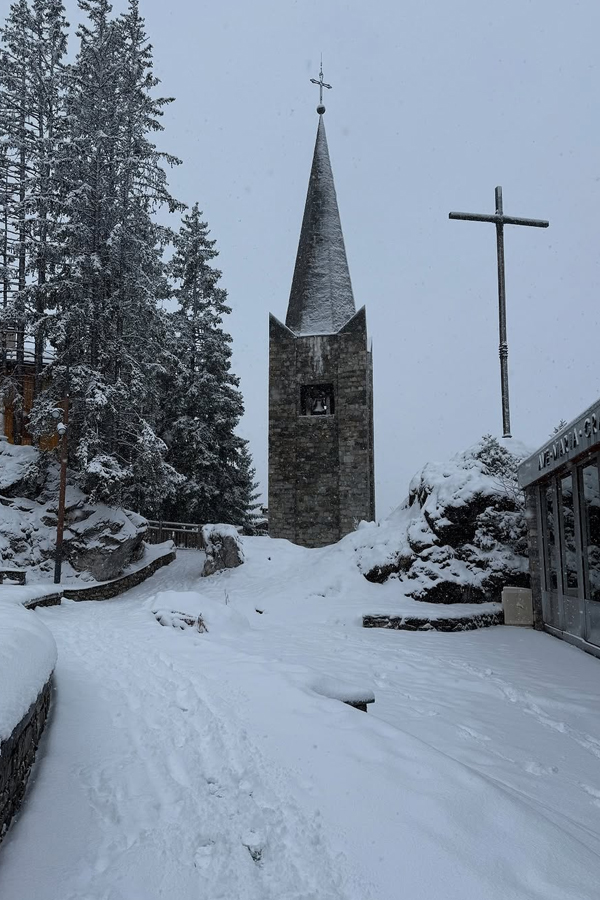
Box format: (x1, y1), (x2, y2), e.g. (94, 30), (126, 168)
(24, 593), (62, 610)
(0, 677), (52, 844)
(268, 316), (298, 543)
(363, 611), (504, 632)
(62, 548), (176, 602)
(268, 307), (375, 548)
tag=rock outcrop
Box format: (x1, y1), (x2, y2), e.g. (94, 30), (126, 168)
(0, 443), (147, 581)
(355, 436), (531, 604)
(200, 524), (244, 577)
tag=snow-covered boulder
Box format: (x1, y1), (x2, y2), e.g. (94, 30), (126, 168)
(60, 503), (147, 581)
(0, 443), (44, 499)
(200, 524), (244, 577)
(355, 436), (531, 604)
(0, 444), (147, 582)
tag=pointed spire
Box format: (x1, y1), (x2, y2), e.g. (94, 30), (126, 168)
(285, 116), (356, 335)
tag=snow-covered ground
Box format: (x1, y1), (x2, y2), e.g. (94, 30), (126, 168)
(1, 537), (599, 899)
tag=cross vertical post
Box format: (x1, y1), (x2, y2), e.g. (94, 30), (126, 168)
(450, 187), (549, 438)
(495, 186), (510, 438)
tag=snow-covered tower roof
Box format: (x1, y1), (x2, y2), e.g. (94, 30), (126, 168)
(285, 115), (356, 335)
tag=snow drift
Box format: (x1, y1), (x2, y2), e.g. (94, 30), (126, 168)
(0, 598), (56, 742)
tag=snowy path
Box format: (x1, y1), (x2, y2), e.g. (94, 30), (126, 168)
(0, 561), (353, 899)
(1, 541), (600, 898)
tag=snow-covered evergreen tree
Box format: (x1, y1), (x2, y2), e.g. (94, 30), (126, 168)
(32, 0), (183, 509)
(27, 0), (69, 384)
(0, 0), (69, 432)
(157, 204), (257, 526)
(0, 0), (35, 439)
(0, 0), (257, 522)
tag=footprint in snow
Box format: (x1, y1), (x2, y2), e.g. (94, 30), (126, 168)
(194, 839), (215, 870)
(524, 761), (559, 776)
(242, 830), (265, 864)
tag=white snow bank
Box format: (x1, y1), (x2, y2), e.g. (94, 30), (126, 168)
(0, 584), (61, 607)
(310, 673), (375, 703)
(147, 590), (250, 635)
(0, 600), (57, 741)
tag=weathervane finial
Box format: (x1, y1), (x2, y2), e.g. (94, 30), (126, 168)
(310, 57), (332, 114)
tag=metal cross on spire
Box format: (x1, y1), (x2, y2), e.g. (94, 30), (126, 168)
(310, 59), (332, 114)
(449, 186), (549, 439)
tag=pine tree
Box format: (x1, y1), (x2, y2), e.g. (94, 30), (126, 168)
(27, 0), (69, 386)
(0, 0), (257, 524)
(31, 0), (183, 510)
(0, 0), (35, 440)
(157, 204), (257, 526)
(0, 0), (69, 434)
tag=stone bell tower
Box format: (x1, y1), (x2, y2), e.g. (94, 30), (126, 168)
(268, 73), (375, 548)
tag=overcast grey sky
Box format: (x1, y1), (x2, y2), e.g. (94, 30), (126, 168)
(65, 0), (600, 515)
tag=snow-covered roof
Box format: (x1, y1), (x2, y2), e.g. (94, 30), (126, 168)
(285, 116), (356, 336)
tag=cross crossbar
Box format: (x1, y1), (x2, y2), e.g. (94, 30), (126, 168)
(449, 212), (549, 228)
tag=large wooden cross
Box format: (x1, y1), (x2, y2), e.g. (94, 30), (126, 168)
(450, 186), (549, 438)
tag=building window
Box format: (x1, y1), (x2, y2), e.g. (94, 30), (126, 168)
(300, 384), (335, 417)
(560, 474), (579, 595)
(581, 461), (600, 602)
(542, 482), (559, 592)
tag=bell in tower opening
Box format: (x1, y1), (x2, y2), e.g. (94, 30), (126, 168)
(301, 384), (335, 416)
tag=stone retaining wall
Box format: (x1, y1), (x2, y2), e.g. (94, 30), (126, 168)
(62, 549), (176, 602)
(24, 593), (62, 610)
(0, 677), (52, 845)
(363, 610), (504, 632)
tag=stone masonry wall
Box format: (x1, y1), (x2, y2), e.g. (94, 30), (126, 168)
(269, 308), (375, 548)
(337, 308), (375, 534)
(294, 332), (341, 545)
(62, 548), (176, 602)
(0, 677), (52, 845)
(268, 316), (298, 543)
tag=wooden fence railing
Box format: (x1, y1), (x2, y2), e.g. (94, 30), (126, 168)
(146, 520), (203, 550)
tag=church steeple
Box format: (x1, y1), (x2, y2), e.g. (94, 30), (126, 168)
(285, 114), (356, 335)
(268, 72), (375, 547)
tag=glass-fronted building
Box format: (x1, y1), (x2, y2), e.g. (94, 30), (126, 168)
(518, 399), (600, 658)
